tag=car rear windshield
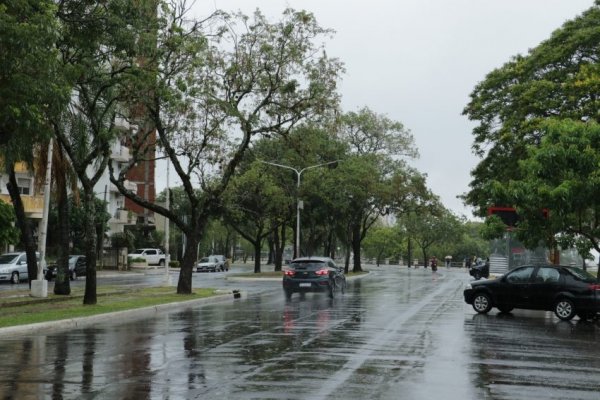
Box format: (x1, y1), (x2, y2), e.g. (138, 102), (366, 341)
(0, 254), (18, 264)
(290, 261), (325, 269)
(563, 266), (596, 282)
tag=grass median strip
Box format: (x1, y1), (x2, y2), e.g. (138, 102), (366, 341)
(0, 286), (216, 328)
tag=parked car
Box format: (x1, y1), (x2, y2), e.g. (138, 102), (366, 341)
(0, 252), (45, 284)
(469, 258), (489, 280)
(196, 256), (221, 272)
(209, 255), (228, 271)
(282, 256), (346, 299)
(45, 255), (86, 281)
(464, 264), (600, 321)
(127, 248), (166, 266)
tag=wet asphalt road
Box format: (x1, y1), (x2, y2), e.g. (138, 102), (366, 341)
(1, 267), (600, 399)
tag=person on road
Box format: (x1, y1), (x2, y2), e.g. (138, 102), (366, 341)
(430, 256), (438, 272)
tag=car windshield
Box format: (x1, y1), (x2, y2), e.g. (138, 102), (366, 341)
(132, 249), (145, 254)
(563, 266), (596, 282)
(0, 254), (18, 264)
(199, 257), (210, 263)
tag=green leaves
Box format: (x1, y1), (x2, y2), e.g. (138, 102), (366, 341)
(464, 2), (600, 215)
(0, 199), (19, 247)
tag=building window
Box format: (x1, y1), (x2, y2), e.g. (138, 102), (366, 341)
(17, 178), (31, 195)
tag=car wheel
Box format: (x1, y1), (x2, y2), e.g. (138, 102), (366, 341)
(472, 292), (492, 314)
(497, 306), (514, 313)
(284, 288), (293, 300)
(159, 259), (165, 267)
(473, 271), (481, 280)
(555, 298), (576, 321)
(10, 272), (19, 284)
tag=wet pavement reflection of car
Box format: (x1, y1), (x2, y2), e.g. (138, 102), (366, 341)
(464, 264), (600, 320)
(282, 256), (347, 299)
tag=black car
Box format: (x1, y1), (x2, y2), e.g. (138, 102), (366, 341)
(464, 265), (600, 321)
(45, 255), (86, 281)
(282, 256), (346, 299)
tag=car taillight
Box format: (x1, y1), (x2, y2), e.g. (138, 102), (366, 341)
(315, 269), (329, 276)
(284, 270), (295, 277)
(589, 284), (600, 291)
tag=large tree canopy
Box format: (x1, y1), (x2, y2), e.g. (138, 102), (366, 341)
(110, 6), (342, 293)
(509, 119), (600, 265)
(463, 1), (600, 215)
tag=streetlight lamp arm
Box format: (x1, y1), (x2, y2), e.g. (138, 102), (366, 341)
(299, 160), (340, 175)
(259, 160), (299, 175)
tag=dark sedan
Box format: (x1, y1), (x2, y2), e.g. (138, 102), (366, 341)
(282, 256), (346, 299)
(45, 255), (86, 281)
(464, 265), (600, 320)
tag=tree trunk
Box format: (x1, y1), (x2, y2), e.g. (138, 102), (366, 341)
(422, 249), (428, 269)
(407, 237), (412, 268)
(344, 244), (351, 273)
(253, 241), (262, 273)
(266, 233), (274, 265)
(273, 224), (283, 272)
(54, 182), (71, 295)
(351, 223), (363, 273)
(177, 231), (200, 294)
(82, 189), (98, 305)
(6, 167), (38, 286)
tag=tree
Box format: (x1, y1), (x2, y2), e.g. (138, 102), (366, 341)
(332, 107), (418, 272)
(508, 119), (600, 277)
(250, 125), (346, 268)
(52, 0), (150, 304)
(362, 225), (402, 265)
(0, 200), (19, 248)
(463, 1), (600, 216)
(0, 0), (68, 285)
(222, 163), (287, 273)
(110, 7), (342, 294)
(401, 204), (461, 267)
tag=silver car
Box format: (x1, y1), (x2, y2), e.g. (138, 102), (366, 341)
(0, 252), (45, 284)
(196, 256), (220, 272)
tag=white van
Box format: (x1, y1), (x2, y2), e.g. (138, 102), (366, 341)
(0, 252), (45, 284)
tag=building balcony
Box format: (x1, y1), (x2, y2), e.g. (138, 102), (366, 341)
(110, 145), (131, 163)
(0, 193), (44, 219)
(109, 209), (134, 225)
(114, 116), (131, 131)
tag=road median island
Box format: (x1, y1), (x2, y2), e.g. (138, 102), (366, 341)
(0, 286), (245, 336)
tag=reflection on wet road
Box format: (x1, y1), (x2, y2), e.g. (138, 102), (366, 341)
(1, 268), (600, 399)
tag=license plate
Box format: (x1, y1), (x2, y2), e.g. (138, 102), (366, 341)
(299, 283), (312, 288)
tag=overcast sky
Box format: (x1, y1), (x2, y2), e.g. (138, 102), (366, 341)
(163, 0), (595, 218)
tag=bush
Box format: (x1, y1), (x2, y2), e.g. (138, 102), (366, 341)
(169, 260), (180, 269)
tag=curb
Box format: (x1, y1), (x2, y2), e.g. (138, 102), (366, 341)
(0, 290), (246, 337)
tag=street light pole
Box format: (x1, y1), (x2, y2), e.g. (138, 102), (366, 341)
(260, 160), (339, 259)
(164, 159), (171, 285)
